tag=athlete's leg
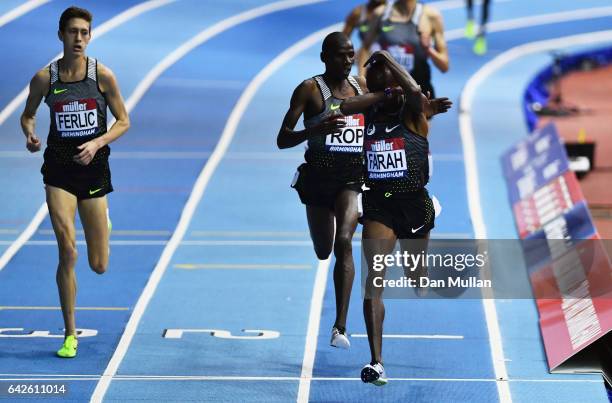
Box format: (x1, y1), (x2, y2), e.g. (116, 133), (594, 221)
(473, 0), (490, 54)
(332, 189), (360, 331)
(362, 219), (396, 365)
(78, 196), (109, 274)
(399, 232), (430, 296)
(481, 0), (491, 33)
(46, 186), (78, 337)
(306, 205), (335, 260)
(465, 0), (476, 38)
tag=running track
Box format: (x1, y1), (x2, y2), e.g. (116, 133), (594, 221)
(0, 1), (610, 402)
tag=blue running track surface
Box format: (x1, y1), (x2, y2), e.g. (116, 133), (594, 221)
(0, 0), (610, 402)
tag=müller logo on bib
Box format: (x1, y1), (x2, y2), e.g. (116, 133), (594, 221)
(365, 138), (408, 179)
(325, 114), (365, 153)
(53, 98), (98, 138)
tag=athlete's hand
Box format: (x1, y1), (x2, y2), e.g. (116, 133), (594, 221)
(26, 134), (41, 153)
(73, 140), (100, 165)
(307, 116), (346, 137)
(364, 50), (393, 67)
(425, 92), (452, 117)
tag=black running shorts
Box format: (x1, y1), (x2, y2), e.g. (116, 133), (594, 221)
(291, 163), (362, 210)
(361, 188), (434, 239)
(41, 161), (113, 200)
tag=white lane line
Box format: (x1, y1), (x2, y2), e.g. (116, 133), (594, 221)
(0, 150), (307, 160)
(190, 230), (309, 237)
(90, 1), (329, 401)
(0, 236), (472, 246)
(0, 0), (176, 128)
(182, 240), (313, 246)
(0, 204), (46, 273)
(350, 334), (464, 339)
(0, 0), (49, 29)
(121, 0), (324, 117)
(174, 263), (312, 270)
(445, 5), (612, 41)
(431, 0), (511, 11)
(36, 229), (172, 236)
(459, 29), (612, 403)
(0, 306), (128, 311)
(1, 375), (602, 383)
(298, 258), (331, 402)
(0, 374), (98, 377)
(0, 240), (166, 246)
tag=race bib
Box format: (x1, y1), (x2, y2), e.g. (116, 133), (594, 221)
(325, 114), (365, 153)
(387, 45), (415, 72)
(54, 98), (98, 138)
(365, 138), (408, 180)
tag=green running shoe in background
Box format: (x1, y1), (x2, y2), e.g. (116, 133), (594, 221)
(474, 35), (487, 55)
(465, 19), (475, 39)
(57, 335), (78, 358)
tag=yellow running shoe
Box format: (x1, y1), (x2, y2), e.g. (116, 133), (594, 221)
(57, 335), (78, 358)
(465, 19), (475, 39)
(474, 35), (487, 55)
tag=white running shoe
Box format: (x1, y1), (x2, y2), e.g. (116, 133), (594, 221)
(361, 362), (388, 386)
(330, 327), (350, 349)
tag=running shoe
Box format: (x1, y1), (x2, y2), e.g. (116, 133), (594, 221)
(56, 335), (78, 358)
(361, 362), (388, 386)
(474, 35), (487, 55)
(465, 19), (475, 39)
(330, 327), (350, 349)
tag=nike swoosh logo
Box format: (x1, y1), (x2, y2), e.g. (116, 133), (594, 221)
(330, 104), (341, 111)
(385, 125), (399, 133)
(382, 25), (395, 32)
(89, 188), (102, 195)
(411, 224), (425, 234)
(53, 88), (68, 95)
(367, 124), (375, 136)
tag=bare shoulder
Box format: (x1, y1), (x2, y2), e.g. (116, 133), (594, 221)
(301, 77), (318, 90)
(96, 61), (116, 83)
(96, 61), (120, 93)
(30, 67), (49, 94)
(348, 4), (361, 19)
(296, 78), (319, 97)
(424, 5), (443, 23)
(33, 67), (49, 84)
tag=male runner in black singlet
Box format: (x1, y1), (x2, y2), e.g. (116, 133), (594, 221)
(337, 50), (451, 385)
(361, 0), (449, 97)
(277, 32), (368, 349)
(20, 6), (130, 358)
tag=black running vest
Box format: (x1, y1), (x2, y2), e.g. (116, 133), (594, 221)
(303, 76), (365, 178)
(364, 108), (429, 194)
(377, 2), (433, 95)
(44, 57), (109, 167)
